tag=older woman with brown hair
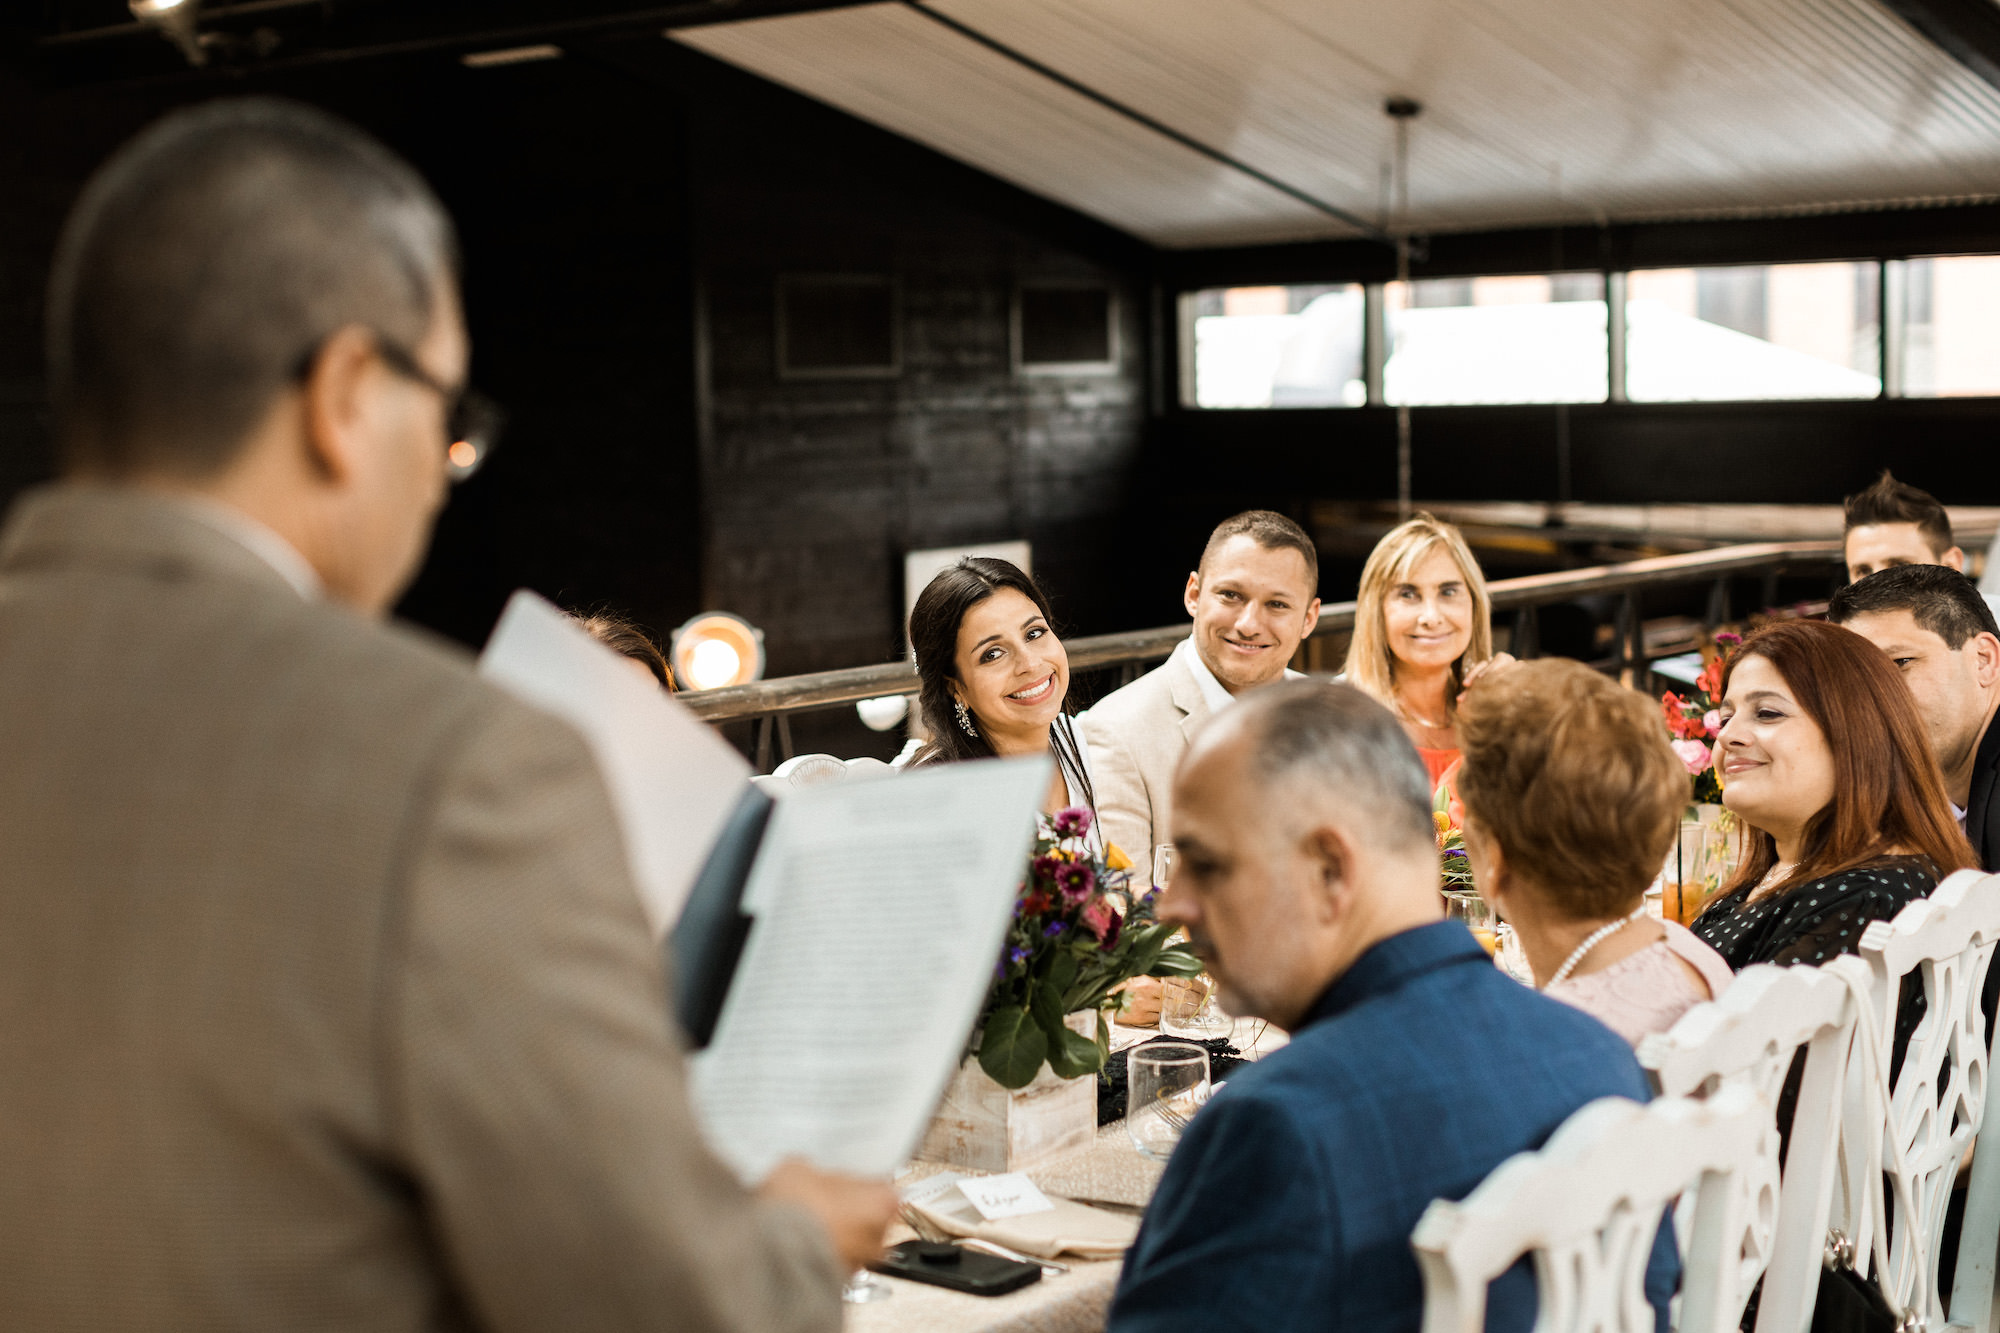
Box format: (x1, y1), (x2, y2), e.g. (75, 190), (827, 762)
(1457, 658), (1733, 1044)
(1692, 618), (1974, 974)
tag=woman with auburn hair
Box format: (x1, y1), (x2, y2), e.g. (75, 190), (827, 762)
(1456, 659), (1732, 1045)
(1692, 619), (1973, 1004)
(1343, 512), (1511, 790)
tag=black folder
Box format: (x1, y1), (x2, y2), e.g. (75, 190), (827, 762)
(669, 785), (775, 1049)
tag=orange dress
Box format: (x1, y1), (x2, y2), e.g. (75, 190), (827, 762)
(1418, 746), (1461, 793)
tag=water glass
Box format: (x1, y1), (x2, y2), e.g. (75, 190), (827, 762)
(842, 1271), (892, 1303)
(1160, 973), (1232, 1040)
(1152, 843), (1177, 891)
(1126, 1041), (1209, 1162)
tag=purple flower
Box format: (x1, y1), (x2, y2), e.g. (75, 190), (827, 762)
(1056, 862), (1096, 902)
(1042, 920), (1066, 938)
(1007, 945), (1030, 966)
(1031, 854), (1061, 882)
(1052, 806), (1093, 839)
(1715, 631), (1743, 647)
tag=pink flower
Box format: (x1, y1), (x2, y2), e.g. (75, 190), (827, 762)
(1670, 738), (1713, 775)
(1081, 898), (1123, 947)
(1052, 806), (1093, 839)
(1702, 710), (1720, 737)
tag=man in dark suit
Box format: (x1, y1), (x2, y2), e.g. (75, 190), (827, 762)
(1831, 563), (2000, 868)
(1107, 681), (1675, 1333)
(0, 97), (892, 1330)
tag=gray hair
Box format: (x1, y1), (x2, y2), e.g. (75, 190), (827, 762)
(47, 97), (458, 476)
(1225, 680), (1435, 855)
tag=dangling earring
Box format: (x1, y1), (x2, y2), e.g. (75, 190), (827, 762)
(954, 698), (979, 738)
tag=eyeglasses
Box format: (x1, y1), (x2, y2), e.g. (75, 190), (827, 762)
(293, 334), (505, 483)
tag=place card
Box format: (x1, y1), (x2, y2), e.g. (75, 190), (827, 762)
(957, 1172), (1056, 1221)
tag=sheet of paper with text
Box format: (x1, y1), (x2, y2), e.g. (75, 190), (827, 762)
(691, 756), (1048, 1183)
(478, 589), (751, 935)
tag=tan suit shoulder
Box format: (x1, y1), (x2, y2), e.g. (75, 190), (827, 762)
(0, 486), (838, 1332)
(1080, 650), (1210, 873)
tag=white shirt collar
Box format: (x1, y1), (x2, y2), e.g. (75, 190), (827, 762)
(1174, 635), (1304, 714)
(176, 497), (322, 600)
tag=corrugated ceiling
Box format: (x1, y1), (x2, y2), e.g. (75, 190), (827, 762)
(674, 0), (2000, 249)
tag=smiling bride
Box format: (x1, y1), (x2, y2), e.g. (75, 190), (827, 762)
(906, 557), (1100, 847)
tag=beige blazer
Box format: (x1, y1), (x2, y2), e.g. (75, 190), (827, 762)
(0, 487), (838, 1332)
(1078, 645), (1213, 878)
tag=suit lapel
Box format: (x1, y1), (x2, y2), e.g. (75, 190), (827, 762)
(1969, 717), (2000, 871)
(1167, 647), (1211, 742)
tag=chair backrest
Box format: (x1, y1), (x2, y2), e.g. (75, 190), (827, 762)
(1411, 1085), (1779, 1333)
(1832, 868), (2000, 1331)
(754, 754), (898, 796)
(1637, 964), (1857, 1333)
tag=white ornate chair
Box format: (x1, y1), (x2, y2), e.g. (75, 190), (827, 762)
(1826, 869), (2000, 1332)
(1411, 1085), (1780, 1333)
(1637, 963), (1858, 1333)
(751, 753), (895, 795)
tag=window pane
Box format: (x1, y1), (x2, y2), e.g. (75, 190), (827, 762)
(1894, 256), (2000, 397)
(1185, 284), (1365, 408)
(1625, 262), (1879, 401)
(1384, 273), (1606, 405)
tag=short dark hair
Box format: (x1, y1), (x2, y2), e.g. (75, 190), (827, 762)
(1828, 563), (2000, 650)
(1229, 679), (1433, 856)
(1199, 510), (1318, 590)
(47, 97), (458, 477)
(1842, 470), (1954, 553)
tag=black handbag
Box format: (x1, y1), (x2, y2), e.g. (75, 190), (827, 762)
(1810, 1231), (1916, 1333)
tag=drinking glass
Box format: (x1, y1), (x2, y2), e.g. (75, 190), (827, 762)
(1443, 890), (1499, 954)
(1160, 973), (1232, 1040)
(1126, 1041), (1209, 1162)
(1152, 843), (1177, 891)
(842, 1271), (892, 1304)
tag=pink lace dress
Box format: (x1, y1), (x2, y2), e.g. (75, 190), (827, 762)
(1543, 921), (1733, 1047)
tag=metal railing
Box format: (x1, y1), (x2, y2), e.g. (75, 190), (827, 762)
(683, 540), (1844, 751)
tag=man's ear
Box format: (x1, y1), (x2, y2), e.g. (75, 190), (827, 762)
(1976, 633), (2000, 690)
(1183, 571), (1202, 619)
(1945, 545), (1968, 573)
(1303, 820), (1357, 924)
(1301, 597), (1322, 638)
(299, 324), (379, 487)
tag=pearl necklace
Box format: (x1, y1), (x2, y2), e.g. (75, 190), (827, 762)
(1543, 905), (1649, 990)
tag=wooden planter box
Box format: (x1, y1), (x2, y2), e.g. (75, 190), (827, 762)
(917, 1011), (1100, 1173)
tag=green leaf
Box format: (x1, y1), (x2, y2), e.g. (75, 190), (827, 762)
(978, 1006), (1049, 1090)
(1147, 947), (1204, 979)
(1029, 980), (1066, 1038)
(1045, 1018), (1106, 1079)
(1045, 951), (1078, 997)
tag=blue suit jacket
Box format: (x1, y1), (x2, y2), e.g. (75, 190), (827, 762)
(1109, 921), (1677, 1333)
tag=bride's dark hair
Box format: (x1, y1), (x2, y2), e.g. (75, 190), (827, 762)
(907, 558), (1091, 804)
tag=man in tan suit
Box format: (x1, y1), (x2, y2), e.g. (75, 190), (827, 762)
(0, 98), (892, 1330)
(1081, 512), (1321, 876)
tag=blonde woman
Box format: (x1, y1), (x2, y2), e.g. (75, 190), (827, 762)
(1343, 513), (1511, 789)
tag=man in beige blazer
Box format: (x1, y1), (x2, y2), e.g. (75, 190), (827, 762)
(0, 98), (891, 1331)
(1081, 512), (1321, 877)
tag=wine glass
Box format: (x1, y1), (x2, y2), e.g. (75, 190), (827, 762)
(842, 1271), (892, 1303)
(1126, 1041), (1209, 1162)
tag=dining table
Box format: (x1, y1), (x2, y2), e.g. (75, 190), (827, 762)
(846, 1017), (1287, 1333)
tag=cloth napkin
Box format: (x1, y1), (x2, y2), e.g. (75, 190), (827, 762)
(903, 1175), (1141, 1260)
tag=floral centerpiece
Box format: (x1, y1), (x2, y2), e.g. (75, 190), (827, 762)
(974, 807), (1201, 1091)
(1433, 779), (1474, 891)
(1659, 632), (1739, 804)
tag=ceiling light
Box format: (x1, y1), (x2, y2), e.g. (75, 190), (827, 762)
(129, 0), (207, 66)
(671, 612), (766, 691)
